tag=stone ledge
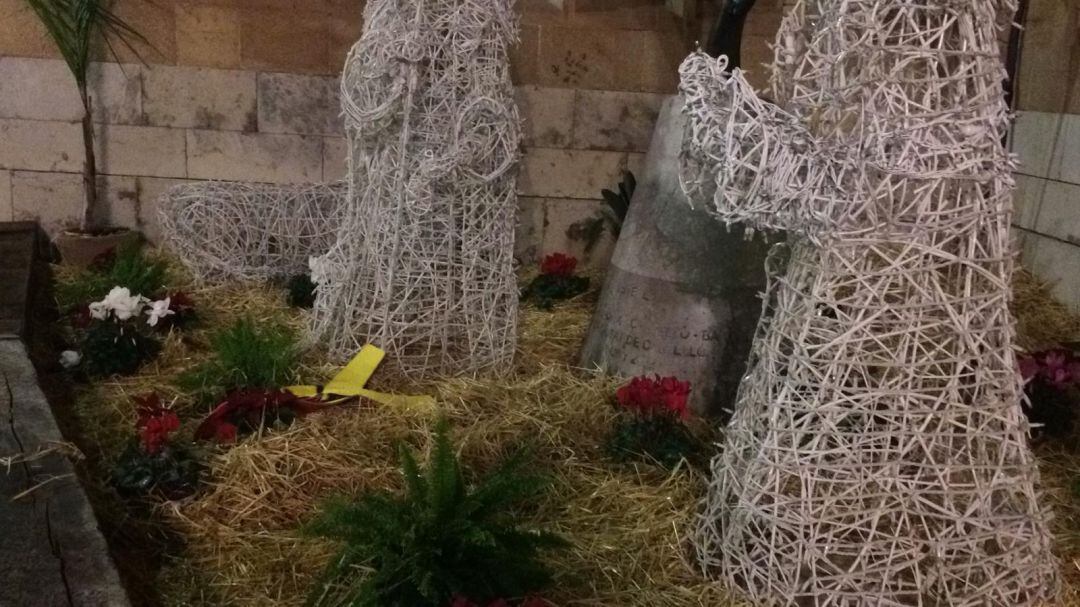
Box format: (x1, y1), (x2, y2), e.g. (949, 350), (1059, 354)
(0, 224), (130, 606)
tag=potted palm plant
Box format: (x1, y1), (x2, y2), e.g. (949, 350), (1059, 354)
(24, 0), (148, 265)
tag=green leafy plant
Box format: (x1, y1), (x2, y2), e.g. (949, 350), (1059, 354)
(23, 0), (149, 232)
(80, 316), (160, 376)
(287, 274), (318, 308)
(306, 419), (567, 607)
(56, 241), (169, 311)
(177, 318), (300, 405)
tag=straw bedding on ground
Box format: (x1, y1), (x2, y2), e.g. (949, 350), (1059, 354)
(58, 257), (1080, 606)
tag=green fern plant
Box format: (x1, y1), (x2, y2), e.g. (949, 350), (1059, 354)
(177, 318), (299, 405)
(306, 419), (567, 607)
(23, 0), (149, 232)
(55, 240), (170, 310)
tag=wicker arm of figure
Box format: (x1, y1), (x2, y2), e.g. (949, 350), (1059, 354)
(679, 52), (850, 238)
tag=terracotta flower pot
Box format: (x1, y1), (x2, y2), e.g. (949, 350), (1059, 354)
(54, 228), (141, 267)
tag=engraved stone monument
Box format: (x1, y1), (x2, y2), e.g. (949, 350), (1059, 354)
(579, 97), (770, 415)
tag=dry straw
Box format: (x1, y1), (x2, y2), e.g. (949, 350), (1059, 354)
(679, 0), (1058, 603)
(52, 252), (1080, 606)
(309, 0), (522, 378)
(155, 297), (740, 607)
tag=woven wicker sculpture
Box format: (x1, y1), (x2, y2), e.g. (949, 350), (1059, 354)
(680, 0), (1058, 604)
(308, 0), (521, 376)
(158, 181), (347, 282)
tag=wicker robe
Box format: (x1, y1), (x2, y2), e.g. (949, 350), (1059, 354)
(309, 0), (521, 376)
(680, 0), (1059, 604)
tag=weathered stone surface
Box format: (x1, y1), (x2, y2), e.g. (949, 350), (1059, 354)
(136, 176), (192, 243)
(1032, 179), (1080, 244)
(240, 8), (329, 74)
(175, 4), (243, 70)
(10, 171), (139, 234)
(186, 129), (323, 183)
(1011, 111), (1058, 179)
(515, 85), (575, 148)
(0, 0), (60, 59)
(1, 338), (130, 606)
(518, 147), (625, 199)
(0, 58), (142, 124)
(0, 170), (11, 221)
(515, 196), (545, 263)
(0, 118), (83, 172)
(1012, 173), (1044, 230)
(1049, 113), (1080, 186)
(106, 0), (176, 64)
(1017, 0), (1080, 113)
(572, 89), (664, 151)
(257, 72), (341, 136)
(542, 197), (616, 269)
(143, 64), (257, 131)
(96, 124), (187, 178)
(569, 0), (667, 30)
(580, 97), (772, 415)
(322, 136), (348, 181)
(536, 26), (683, 92)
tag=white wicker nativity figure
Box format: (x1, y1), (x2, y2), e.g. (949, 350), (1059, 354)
(309, 0), (521, 376)
(679, 0), (1058, 604)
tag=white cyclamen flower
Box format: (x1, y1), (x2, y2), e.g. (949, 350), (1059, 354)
(88, 301), (109, 320)
(146, 297), (175, 327)
(59, 350), (81, 369)
(96, 286), (148, 321)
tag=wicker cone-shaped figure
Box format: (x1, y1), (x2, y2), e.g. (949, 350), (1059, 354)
(680, 0), (1058, 604)
(310, 0), (521, 375)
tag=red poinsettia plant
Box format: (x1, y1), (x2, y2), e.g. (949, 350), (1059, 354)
(136, 393), (181, 455)
(194, 388), (341, 445)
(524, 253), (589, 309)
(606, 375), (699, 468)
(1017, 348), (1080, 438)
(112, 393), (201, 499)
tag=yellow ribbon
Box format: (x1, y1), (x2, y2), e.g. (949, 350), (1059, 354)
(285, 344), (435, 411)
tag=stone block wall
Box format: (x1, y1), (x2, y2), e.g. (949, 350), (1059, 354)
(0, 0), (783, 269)
(1010, 0), (1080, 306)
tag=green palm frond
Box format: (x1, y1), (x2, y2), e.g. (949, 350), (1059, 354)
(23, 0), (148, 89)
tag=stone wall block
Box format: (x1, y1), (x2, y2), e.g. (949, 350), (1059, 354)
(541, 197), (616, 270)
(518, 147), (626, 199)
(516, 85), (575, 148)
(135, 176), (193, 243)
(571, 89), (663, 151)
(10, 171), (138, 234)
(1049, 113), (1080, 186)
(516, 196), (545, 263)
(257, 72), (342, 136)
(95, 125), (187, 178)
(0, 119), (83, 172)
(175, 4), (243, 69)
(322, 136), (348, 182)
(240, 9), (330, 74)
(1032, 179), (1080, 244)
(1011, 111), (1058, 179)
(0, 59), (141, 124)
(186, 129), (323, 184)
(0, 169), (10, 221)
(536, 27), (682, 93)
(143, 65), (257, 131)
